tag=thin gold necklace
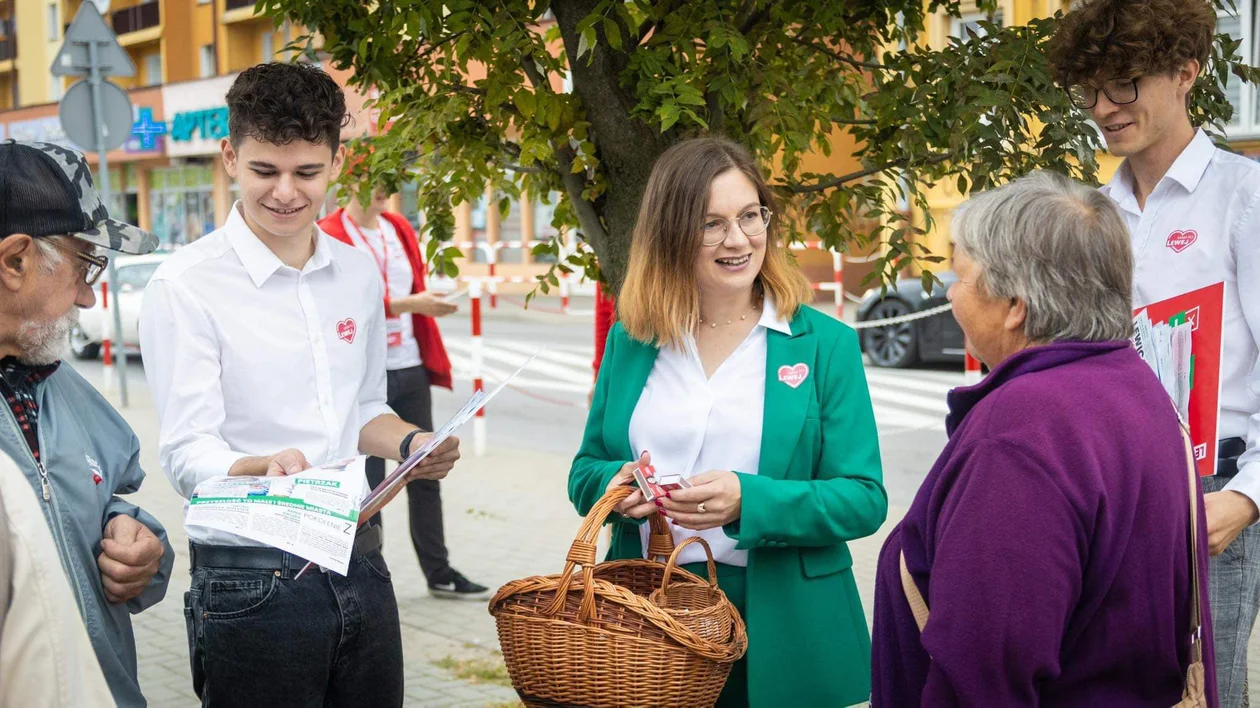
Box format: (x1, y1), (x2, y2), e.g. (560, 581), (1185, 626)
(699, 301), (759, 328)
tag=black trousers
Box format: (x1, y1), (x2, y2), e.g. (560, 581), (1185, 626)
(365, 365), (450, 583)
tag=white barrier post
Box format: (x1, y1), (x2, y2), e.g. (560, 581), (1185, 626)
(964, 346), (983, 384)
(100, 281), (114, 390)
(470, 279), (487, 457)
(832, 251), (844, 320)
(486, 245), (499, 310)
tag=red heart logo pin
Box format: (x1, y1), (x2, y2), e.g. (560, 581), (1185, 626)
(1166, 230), (1198, 253)
(778, 363), (809, 389)
(336, 318), (357, 344)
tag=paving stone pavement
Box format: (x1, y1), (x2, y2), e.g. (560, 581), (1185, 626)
(97, 376), (899, 707)
(96, 374), (1260, 706)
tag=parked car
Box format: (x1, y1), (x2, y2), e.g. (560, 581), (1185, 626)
(856, 271), (966, 368)
(70, 253), (169, 360)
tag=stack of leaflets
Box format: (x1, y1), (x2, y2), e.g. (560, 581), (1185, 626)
(1132, 310), (1192, 424)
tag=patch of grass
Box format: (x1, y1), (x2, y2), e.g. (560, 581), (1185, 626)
(432, 655), (513, 687)
(465, 507), (506, 521)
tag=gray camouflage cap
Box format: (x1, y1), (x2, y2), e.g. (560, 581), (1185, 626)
(0, 140), (159, 255)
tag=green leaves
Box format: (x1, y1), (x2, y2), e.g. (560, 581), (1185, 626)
(259, 0), (1256, 293)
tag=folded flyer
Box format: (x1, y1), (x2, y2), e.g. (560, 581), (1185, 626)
(1131, 282), (1225, 476)
(185, 457), (368, 575)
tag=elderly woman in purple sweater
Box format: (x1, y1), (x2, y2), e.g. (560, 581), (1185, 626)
(872, 171), (1215, 706)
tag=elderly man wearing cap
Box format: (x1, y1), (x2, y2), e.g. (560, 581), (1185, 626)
(0, 139), (173, 707)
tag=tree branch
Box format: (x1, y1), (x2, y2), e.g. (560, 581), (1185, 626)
(790, 34), (886, 71)
(520, 56), (609, 244)
(707, 89), (725, 135)
(637, 0), (685, 46)
(417, 31), (466, 63)
(736, 1), (768, 35)
(780, 154), (951, 194)
(500, 162), (547, 174)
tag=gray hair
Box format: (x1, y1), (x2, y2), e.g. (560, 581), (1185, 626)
(30, 236), (65, 274)
(951, 171), (1133, 343)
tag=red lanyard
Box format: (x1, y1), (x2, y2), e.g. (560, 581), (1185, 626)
(343, 212), (392, 302)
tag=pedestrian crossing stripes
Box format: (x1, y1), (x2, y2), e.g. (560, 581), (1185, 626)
(442, 337), (960, 432)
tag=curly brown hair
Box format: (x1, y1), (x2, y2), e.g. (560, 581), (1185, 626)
(226, 62), (350, 153)
(1048, 0), (1217, 86)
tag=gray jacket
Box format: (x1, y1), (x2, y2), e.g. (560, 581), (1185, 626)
(0, 363), (173, 708)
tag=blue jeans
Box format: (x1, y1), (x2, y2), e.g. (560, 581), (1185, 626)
(183, 551), (404, 708)
(1204, 473), (1260, 707)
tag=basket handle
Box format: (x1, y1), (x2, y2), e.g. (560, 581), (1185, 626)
(657, 536), (718, 607)
(544, 485), (674, 621)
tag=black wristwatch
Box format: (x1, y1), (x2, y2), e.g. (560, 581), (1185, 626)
(399, 429), (424, 460)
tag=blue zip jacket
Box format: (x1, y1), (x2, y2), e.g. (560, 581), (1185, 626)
(0, 362), (173, 708)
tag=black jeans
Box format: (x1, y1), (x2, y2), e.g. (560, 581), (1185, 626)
(184, 551), (403, 708)
(364, 364), (451, 582)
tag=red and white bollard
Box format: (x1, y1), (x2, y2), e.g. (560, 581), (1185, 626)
(469, 279), (487, 457)
(559, 272), (571, 315)
(486, 248), (499, 310)
(100, 281), (114, 390)
(832, 251), (844, 320)
(964, 348), (983, 385)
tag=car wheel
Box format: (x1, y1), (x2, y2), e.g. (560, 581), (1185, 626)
(69, 324), (100, 360)
(861, 298), (919, 368)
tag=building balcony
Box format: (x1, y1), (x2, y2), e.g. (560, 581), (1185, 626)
(112, 1), (160, 36)
(0, 37), (14, 63)
(222, 0), (262, 24)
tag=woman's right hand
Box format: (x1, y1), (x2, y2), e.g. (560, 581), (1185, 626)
(606, 451), (658, 519)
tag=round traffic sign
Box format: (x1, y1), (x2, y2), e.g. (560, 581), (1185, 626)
(59, 79), (133, 153)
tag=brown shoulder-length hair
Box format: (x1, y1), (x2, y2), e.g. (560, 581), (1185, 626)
(618, 137), (813, 348)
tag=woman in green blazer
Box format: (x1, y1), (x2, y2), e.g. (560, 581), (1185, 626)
(569, 137), (887, 707)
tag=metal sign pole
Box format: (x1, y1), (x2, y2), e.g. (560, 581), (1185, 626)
(87, 38), (128, 407)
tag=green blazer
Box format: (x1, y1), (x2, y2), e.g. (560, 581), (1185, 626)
(569, 306), (887, 706)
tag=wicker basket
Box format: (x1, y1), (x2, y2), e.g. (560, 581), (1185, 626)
(490, 486), (748, 708)
(648, 537), (735, 645)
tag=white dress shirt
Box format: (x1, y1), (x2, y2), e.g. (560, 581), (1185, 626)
(628, 299), (791, 566)
(340, 211), (423, 372)
(1101, 129), (1260, 509)
(139, 204), (394, 546)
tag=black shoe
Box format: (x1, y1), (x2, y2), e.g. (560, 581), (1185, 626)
(428, 569), (490, 600)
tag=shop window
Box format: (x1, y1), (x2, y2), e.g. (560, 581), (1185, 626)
(150, 163), (216, 246)
(46, 3), (59, 41)
(143, 53), (162, 86)
(499, 199), (525, 264)
(949, 10), (1003, 42)
(199, 45), (216, 78)
(531, 192), (564, 265)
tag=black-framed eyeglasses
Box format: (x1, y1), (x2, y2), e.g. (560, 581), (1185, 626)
(1067, 77), (1140, 110)
(701, 206), (773, 247)
(44, 237), (109, 286)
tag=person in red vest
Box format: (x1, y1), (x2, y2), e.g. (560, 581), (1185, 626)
(320, 187), (489, 599)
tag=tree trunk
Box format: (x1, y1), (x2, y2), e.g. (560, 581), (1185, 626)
(551, 0), (670, 294)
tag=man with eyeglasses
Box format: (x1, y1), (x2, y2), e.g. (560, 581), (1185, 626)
(1051, 2), (1260, 704)
(0, 140), (173, 707)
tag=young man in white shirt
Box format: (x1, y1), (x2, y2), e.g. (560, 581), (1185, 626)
(319, 187), (489, 599)
(1051, 2), (1260, 703)
(139, 62), (460, 708)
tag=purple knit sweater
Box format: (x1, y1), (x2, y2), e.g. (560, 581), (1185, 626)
(872, 341), (1216, 706)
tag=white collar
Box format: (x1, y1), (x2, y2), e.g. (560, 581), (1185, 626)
(1107, 129), (1216, 212)
(226, 203), (335, 287)
(757, 295), (793, 335)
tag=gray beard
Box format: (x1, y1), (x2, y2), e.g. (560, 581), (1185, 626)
(16, 309), (77, 366)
